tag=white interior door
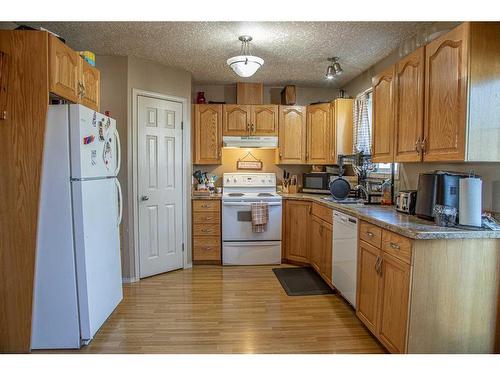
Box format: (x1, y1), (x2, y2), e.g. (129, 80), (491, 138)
(138, 95), (183, 278)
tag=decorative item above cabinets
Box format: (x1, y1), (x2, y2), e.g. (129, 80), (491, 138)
(371, 22), (500, 163)
(48, 34), (100, 111)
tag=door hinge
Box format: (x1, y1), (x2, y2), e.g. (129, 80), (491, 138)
(182, 243), (185, 252)
(181, 121), (184, 130)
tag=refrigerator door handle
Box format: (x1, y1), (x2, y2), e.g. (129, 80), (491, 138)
(115, 178), (123, 226)
(113, 128), (121, 176)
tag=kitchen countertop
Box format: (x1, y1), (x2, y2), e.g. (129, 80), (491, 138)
(191, 193), (222, 200)
(280, 193), (500, 240)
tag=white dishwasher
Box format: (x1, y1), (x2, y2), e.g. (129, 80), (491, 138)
(332, 210), (358, 308)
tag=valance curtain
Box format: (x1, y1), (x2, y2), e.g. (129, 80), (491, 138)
(352, 90), (372, 155)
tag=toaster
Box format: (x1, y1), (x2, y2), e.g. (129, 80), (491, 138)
(396, 190), (417, 214)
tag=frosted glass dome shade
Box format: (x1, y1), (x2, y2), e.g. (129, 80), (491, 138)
(227, 55), (264, 78)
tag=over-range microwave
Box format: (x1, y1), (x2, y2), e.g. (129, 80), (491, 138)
(302, 173), (336, 194)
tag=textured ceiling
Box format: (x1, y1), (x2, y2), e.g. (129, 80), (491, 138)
(28, 22), (432, 87)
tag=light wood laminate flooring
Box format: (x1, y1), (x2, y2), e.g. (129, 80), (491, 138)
(45, 265), (385, 354)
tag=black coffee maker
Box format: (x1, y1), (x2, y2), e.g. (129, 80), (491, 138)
(415, 171), (468, 221)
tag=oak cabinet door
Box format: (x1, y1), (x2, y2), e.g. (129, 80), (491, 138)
(423, 22), (468, 161)
(330, 99), (354, 164)
(48, 35), (80, 103)
(278, 106), (307, 164)
(306, 103), (330, 164)
(394, 47), (424, 162)
(223, 105), (251, 136)
(309, 215), (323, 272)
(193, 104), (222, 164)
(284, 200), (310, 263)
(377, 253), (411, 353)
(321, 222), (333, 286)
(252, 105), (278, 135)
(372, 65), (395, 162)
(80, 60), (100, 111)
(356, 241), (381, 334)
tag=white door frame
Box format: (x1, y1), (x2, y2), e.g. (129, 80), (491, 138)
(130, 89), (192, 282)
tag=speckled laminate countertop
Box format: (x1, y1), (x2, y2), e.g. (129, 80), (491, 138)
(280, 193), (500, 240)
(191, 193), (222, 200)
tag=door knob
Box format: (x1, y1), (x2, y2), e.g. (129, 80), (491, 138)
(140, 195), (149, 201)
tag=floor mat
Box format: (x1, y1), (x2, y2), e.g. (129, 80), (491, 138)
(272, 267), (334, 296)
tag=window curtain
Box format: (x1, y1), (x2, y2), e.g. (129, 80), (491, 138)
(352, 91), (372, 155)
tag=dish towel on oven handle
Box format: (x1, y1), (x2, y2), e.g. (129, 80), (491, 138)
(251, 202), (269, 233)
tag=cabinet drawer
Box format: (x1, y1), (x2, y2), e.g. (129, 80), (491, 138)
(193, 200), (220, 212)
(381, 230), (412, 264)
(193, 211), (220, 224)
(193, 236), (221, 261)
(359, 221), (382, 248)
(311, 203), (333, 224)
(193, 223), (220, 236)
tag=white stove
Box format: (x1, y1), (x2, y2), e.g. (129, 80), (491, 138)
(222, 173), (282, 265)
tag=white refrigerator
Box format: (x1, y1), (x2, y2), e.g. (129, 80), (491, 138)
(31, 104), (123, 349)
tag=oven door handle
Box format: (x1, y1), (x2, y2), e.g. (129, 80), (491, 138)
(222, 202), (282, 207)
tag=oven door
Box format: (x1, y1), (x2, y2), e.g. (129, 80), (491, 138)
(222, 201), (282, 241)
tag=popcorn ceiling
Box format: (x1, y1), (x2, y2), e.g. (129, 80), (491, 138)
(32, 21), (432, 88)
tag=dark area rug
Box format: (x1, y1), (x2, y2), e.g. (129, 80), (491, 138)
(272, 267), (334, 296)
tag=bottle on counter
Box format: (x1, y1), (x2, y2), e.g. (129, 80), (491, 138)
(381, 179), (392, 205)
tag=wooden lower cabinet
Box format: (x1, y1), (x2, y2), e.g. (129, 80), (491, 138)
(309, 215), (323, 272)
(320, 223), (333, 285)
(283, 200), (311, 263)
(357, 240), (381, 333)
(192, 199), (221, 264)
(377, 252), (411, 353)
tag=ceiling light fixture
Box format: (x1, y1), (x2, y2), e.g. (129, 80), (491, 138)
(325, 57), (343, 80)
(227, 36), (264, 78)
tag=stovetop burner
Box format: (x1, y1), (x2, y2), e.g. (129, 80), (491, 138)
(228, 193), (245, 197)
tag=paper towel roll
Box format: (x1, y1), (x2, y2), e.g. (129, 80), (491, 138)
(459, 177), (482, 227)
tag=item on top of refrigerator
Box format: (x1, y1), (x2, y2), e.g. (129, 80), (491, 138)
(380, 179), (392, 205)
(433, 204), (457, 227)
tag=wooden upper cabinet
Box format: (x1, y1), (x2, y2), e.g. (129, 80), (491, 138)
(330, 98), (354, 164)
(306, 103), (330, 164)
(48, 35), (79, 103)
(193, 104), (222, 164)
(309, 215), (323, 272)
(394, 47), (425, 162)
(223, 104), (251, 136)
(80, 60), (100, 111)
(278, 106), (306, 164)
(372, 65), (395, 163)
(356, 240), (381, 334)
(377, 252), (411, 354)
(252, 105), (278, 135)
(423, 22), (468, 161)
(283, 200), (310, 263)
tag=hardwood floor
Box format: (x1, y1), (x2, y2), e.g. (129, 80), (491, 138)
(47, 265), (385, 354)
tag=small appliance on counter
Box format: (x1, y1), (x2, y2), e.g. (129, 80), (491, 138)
(302, 172), (336, 194)
(396, 190), (417, 214)
(415, 171), (468, 222)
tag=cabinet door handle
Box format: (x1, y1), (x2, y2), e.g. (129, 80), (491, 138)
(201, 204), (210, 208)
(251, 123), (255, 133)
(415, 137), (422, 153)
(390, 242), (400, 250)
(366, 231), (374, 237)
(375, 255), (381, 274)
(201, 229), (213, 233)
(421, 138), (427, 154)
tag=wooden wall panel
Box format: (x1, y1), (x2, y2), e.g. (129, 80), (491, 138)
(0, 31), (49, 353)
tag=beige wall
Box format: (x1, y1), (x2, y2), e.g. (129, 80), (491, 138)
(341, 21), (500, 214)
(193, 84), (340, 105)
(194, 149), (310, 188)
(98, 55), (192, 279)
